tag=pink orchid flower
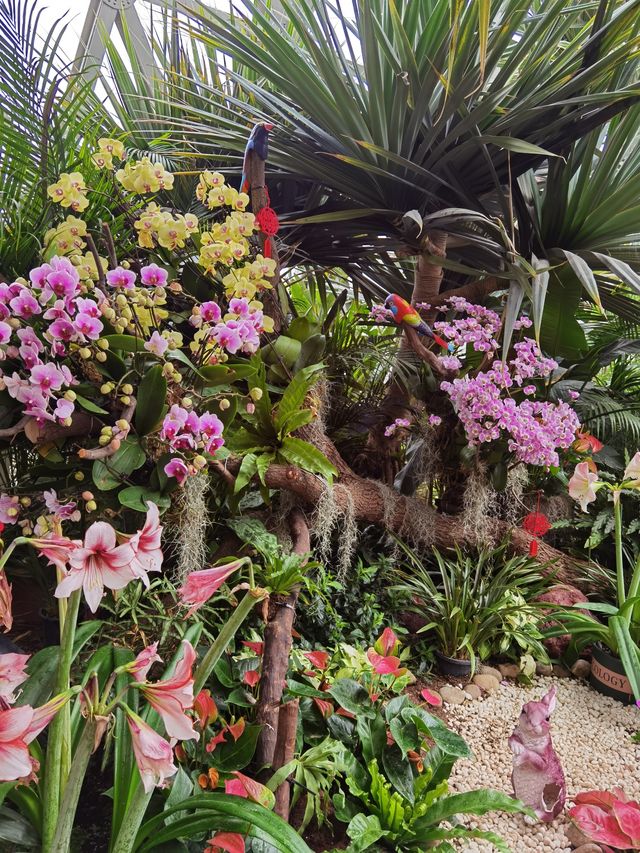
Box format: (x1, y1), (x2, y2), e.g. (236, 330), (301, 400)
(0, 571), (12, 633)
(129, 502), (163, 587)
(0, 692), (70, 782)
(0, 653), (29, 703)
(129, 643), (162, 683)
(205, 832), (245, 853)
(568, 462), (600, 512)
(126, 710), (177, 793)
(178, 559), (246, 617)
(55, 521), (135, 612)
(139, 641), (197, 741)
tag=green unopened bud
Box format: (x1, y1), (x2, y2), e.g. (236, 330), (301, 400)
(20, 497), (31, 507)
(121, 260), (130, 269)
(193, 455), (207, 470)
(101, 425), (112, 435)
(219, 398), (231, 411)
(74, 471), (85, 481)
(249, 387), (263, 402)
(162, 364), (174, 379)
(79, 347), (91, 359)
(115, 294), (128, 307)
(86, 500), (97, 512)
(181, 397), (193, 409)
(96, 351), (107, 362)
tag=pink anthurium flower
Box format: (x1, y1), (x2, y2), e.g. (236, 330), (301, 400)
(227, 719), (245, 742)
(178, 559), (247, 617)
(568, 462), (600, 512)
(224, 771), (275, 809)
(138, 641), (197, 741)
(242, 670), (260, 688)
(0, 653), (29, 703)
(303, 650), (329, 671)
(128, 643), (162, 683)
(205, 833), (245, 853)
(375, 627), (399, 657)
(55, 521), (135, 612)
(128, 502), (163, 587)
(126, 709), (177, 793)
(193, 689), (218, 728)
(623, 451), (640, 487)
(367, 649), (404, 676)
(420, 687), (443, 707)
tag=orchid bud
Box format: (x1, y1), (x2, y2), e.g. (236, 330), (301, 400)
(79, 347), (91, 359)
(19, 497), (31, 507)
(86, 500), (97, 512)
(98, 435), (110, 446)
(97, 338), (109, 350)
(100, 382), (114, 394)
(81, 491), (94, 501)
(121, 383), (133, 395)
(249, 387), (263, 402)
(64, 390), (77, 401)
(246, 402), (255, 414)
(109, 438), (121, 452)
(219, 398), (230, 411)
(120, 395), (131, 406)
(115, 419), (129, 431)
(121, 260), (130, 269)
(74, 471), (85, 481)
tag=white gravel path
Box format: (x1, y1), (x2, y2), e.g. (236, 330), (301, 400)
(444, 676), (640, 852)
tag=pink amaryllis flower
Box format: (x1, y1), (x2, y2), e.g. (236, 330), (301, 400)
(568, 462), (600, 512)
(128, 502), (163, 587)
(623, 451), (640, 487)
(55, 521), (135, 612)
(205, 832), (245, 853)
(0, 653), (29, 704)
(178, 559), (247, 617)
(128, 642), (162, 683)
(31, 534), (79, 571)
(125, 709), (177, 793)
(0, 692), (70, 782)
(138, 641), (197, 741)
(0, 571), (12, 633)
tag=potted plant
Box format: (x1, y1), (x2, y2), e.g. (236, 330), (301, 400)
(391, 541), (550, 677)
(547, 453), (640, 704)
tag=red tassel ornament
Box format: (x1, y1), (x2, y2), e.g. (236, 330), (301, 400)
(255, 188), (279, 259)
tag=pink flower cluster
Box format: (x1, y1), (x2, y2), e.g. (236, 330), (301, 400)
(191, 297), (267, 355)
(0, 257), (110, 423)
(442, 343), (579, 467)
(160, 405), (225, 484)
(434, 297), (501, 353)
(384, 417), (411, 437)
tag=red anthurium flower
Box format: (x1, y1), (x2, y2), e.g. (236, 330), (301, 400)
(225, 772), (274, 808)
(367, 649), (403, 676)
(227, 718), (245, 741)
(420, 687), (443, 707)
(242, 670), (260, 688)
(313, 698), (333, 718)
(205, 831), (245, 853)
(193, 689), (218, 729)
(205, 730), (226, 753)
(303, 651), (329, 671)
(241, 641), (264, 656)
(374, 627), (399, 657)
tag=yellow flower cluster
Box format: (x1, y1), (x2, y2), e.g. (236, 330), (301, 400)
(134, 203), (199, 250)
(116, 157), (174, 194)
(221, 254), (277, 300)
(47, 172), (89, 212)
(92, 137), (125, 170)
(198, 211), (262, 273)
(196, 170), (249, 211)
(44, 216), (87, 258)
(105, 288), (171, 336)
(71, 251), (108, 283)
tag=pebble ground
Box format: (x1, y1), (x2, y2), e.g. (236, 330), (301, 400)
(443, 676), (640, 852)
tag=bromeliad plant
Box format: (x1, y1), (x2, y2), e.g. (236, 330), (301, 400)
(391, 541), (551, 670)
(0, 505), (315, 853)
(547, 452), (640, 700)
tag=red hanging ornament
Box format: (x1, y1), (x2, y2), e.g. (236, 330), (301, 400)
(522, 491), (549, 557)
(255, 187), (279, 259)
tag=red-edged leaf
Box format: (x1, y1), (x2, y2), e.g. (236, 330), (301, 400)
(303, 651), (329, 670)
(241, 641), (264, 655)
(242, 670), (260, 688)
(206, 832), (245, 853)
(420, 687), (443, 707)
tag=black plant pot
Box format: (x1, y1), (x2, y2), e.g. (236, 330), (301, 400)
(434, 650), (472, 678)
(590, 643), (634, 705)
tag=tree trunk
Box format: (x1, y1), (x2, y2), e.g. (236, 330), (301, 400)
(255, 509), (309, 767)
(272, 698), (299, 819)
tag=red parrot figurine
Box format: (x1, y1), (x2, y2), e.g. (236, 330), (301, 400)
(240, 122), (274, 194)
(384, 294), (454, 351)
